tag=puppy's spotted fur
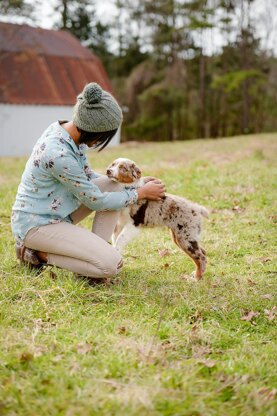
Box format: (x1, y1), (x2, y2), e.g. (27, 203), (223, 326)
(107, 158), (208, 280)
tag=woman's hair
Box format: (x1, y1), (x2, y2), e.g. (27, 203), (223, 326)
(77, 128), (118, 151)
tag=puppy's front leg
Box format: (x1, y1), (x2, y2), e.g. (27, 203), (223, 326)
(112, 223), (121, 246)
(114, 223), (140, 252)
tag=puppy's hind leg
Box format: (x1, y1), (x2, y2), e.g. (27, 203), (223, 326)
(171, 231), (206, 280)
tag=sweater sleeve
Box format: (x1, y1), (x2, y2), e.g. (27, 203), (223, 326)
(49, 152), (138, 211)
(82, 149), (102, 180)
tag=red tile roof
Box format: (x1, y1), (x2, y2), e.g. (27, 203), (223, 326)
(0, 22), (113, 105)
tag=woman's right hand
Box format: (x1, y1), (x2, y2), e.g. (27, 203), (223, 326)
(137, 180), (166, 201)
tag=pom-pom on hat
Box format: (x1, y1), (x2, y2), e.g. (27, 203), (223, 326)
(73, 83), (123, 132)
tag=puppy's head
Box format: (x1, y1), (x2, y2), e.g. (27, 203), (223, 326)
(106, 158), (142, 184)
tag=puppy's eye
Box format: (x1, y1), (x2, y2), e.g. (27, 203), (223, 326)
(121, 166), (127, 172)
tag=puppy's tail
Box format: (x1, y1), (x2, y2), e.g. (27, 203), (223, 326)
(198, 205), (209, 218)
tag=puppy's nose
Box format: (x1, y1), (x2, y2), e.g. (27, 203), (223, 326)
(107, 169), (112, 175)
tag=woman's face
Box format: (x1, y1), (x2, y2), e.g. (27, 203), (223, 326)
(85, 139), (101, 148)
(78, 131), (100, 148)
(77, 128), (117, 151)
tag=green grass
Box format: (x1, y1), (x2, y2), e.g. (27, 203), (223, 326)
(0, 133), (276, 415)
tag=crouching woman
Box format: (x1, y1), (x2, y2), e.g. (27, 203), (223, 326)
(11, 83), (165, 279)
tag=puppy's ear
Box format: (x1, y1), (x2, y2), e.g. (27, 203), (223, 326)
(134, 166), (141, 179)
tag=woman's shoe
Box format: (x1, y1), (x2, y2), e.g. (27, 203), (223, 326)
(15, 243), (42, 269)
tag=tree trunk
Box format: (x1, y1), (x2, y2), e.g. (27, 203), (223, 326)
(240, 0), (250, 134)
(198, 50), (206, 138)
(62, 0), (68, 29)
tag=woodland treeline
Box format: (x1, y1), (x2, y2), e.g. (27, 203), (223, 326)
(2, 0), (277, 141)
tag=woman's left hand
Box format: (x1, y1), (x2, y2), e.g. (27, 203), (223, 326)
(143, 176), (163, 185)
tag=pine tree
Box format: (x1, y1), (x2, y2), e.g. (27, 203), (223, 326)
(55, 0), (115, 73)
(0, 0), (34, 17)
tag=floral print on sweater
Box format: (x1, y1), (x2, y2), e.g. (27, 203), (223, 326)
(11, 121), (138, 243)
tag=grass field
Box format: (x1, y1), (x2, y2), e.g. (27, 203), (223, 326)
(0, 133), (276, 415)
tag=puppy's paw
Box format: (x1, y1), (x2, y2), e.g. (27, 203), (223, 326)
(192, 271), (203, 281)
(114, 245), (123, 254)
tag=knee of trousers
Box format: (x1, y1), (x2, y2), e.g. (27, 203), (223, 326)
(99, 250), (123, 277)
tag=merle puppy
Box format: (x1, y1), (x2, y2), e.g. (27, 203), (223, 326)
(107, 158), (208, 280)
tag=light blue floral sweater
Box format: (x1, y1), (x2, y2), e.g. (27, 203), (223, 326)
(11, 121), (138, 243)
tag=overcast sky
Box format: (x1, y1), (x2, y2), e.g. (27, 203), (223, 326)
(1, 0), (277, 55)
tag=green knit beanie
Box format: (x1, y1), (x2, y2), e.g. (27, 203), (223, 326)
(73, 83), (123, 132)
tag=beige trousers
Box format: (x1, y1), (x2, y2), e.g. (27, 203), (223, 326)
(24, 176), (123, 278)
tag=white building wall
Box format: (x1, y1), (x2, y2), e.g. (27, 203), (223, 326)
(0, 104), (120, 157)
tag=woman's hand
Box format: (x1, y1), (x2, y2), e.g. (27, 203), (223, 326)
(137, 180), (166, 201)
(143, 176), (161, 184)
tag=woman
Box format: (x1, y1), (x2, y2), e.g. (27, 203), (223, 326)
(11, 83), (165, 279)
